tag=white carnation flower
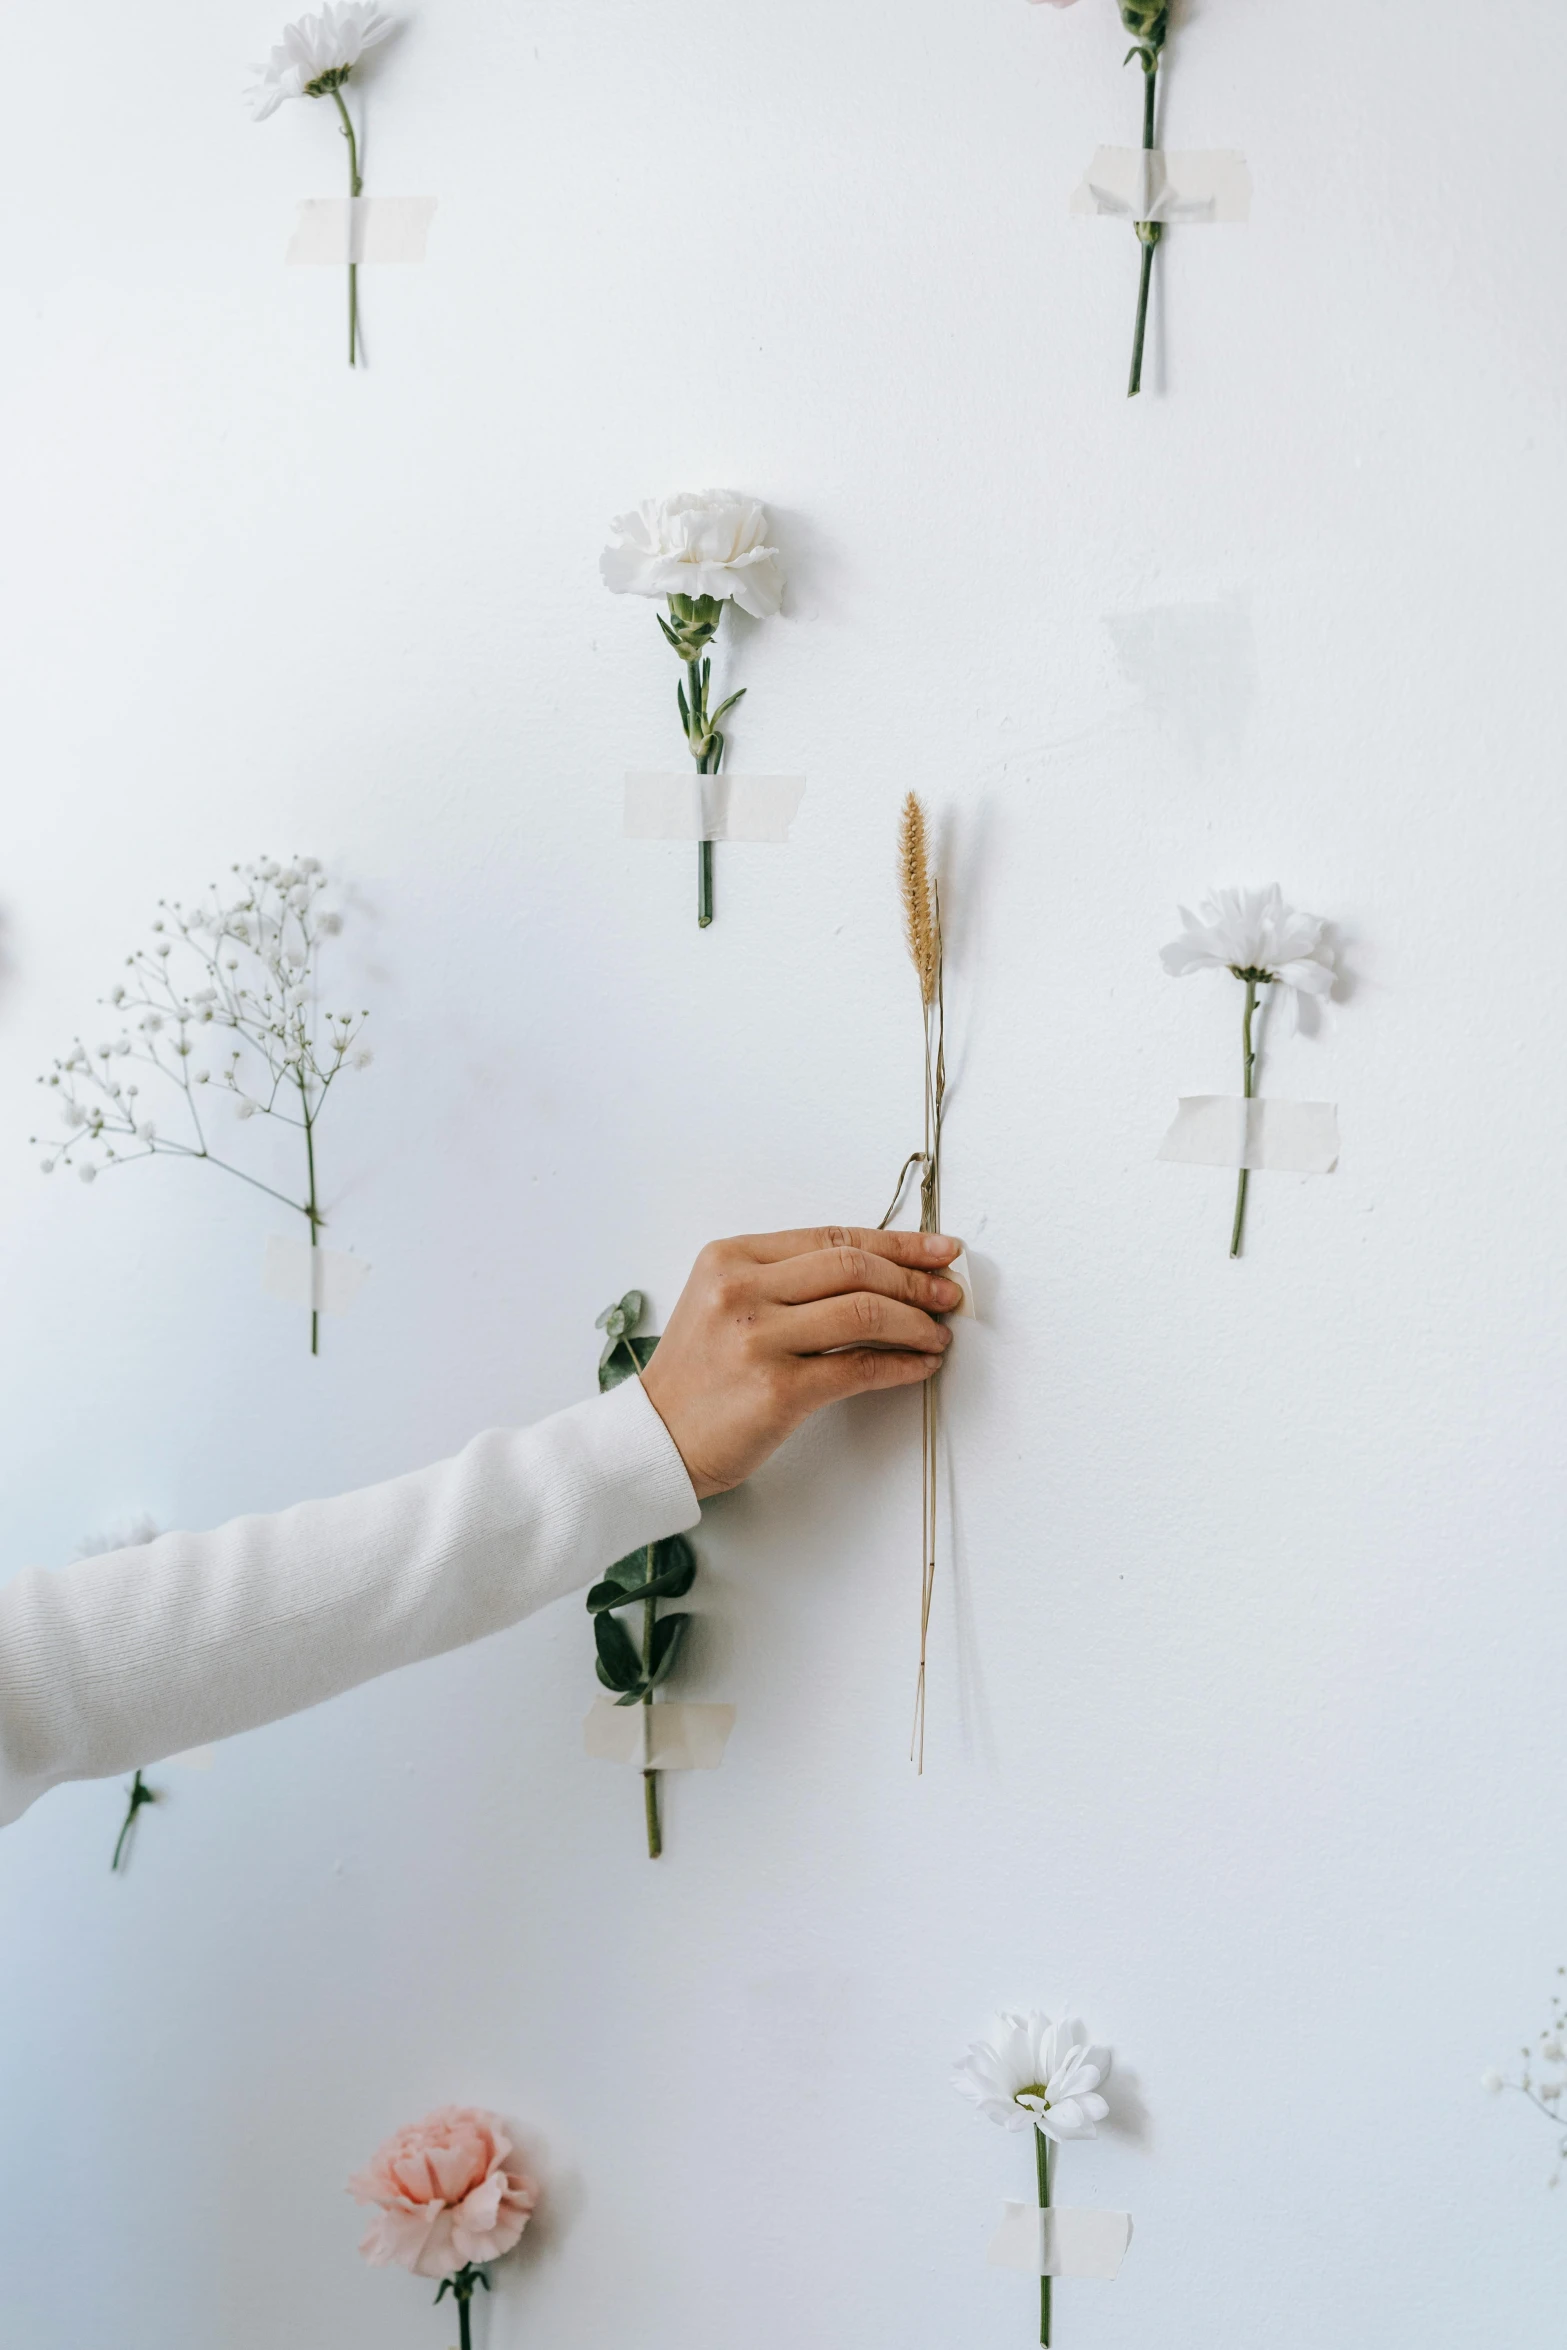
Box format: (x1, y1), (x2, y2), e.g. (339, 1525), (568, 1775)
(601, 491), (784, 620)
(952, 2012), (1111, 2144)
(247, 3), (393, 119)
(1160, 883), (1335, 1000)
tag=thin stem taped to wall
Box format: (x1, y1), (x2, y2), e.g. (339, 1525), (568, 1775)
(881, 793), (946, 1773)
(1123, 6), (1169, 398)
(247, 6), (395, 368)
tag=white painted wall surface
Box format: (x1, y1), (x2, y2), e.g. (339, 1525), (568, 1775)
(1, 2), (1564, 2343)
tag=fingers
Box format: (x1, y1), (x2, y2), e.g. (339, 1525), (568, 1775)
(727, 1225), (960, 1270)
(783, 1291), (953, 1360)
(768, 1243), (964, 1314)
(792, 1346), (944, 1413)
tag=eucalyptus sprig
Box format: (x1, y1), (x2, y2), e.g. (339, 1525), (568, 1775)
(1119, 0), (1171, 398)
(589, 1293), (699, 1858)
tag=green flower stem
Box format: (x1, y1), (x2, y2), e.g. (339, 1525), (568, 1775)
(111, 1770), (156, 1873)
(301, 1075), (323, 1357)
(642, 1557), (662, 1859)
(329, 84), (362, 367)
(436, 2264), (488, 2350)
(685, 656), (717, 930)
(1036, 2127), (1052, 2348)
(1128, 50), (1161, 398)
(1230, 973), (1259, 1260)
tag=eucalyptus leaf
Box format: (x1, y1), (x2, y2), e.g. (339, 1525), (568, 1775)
(593, 1611), (644, 1692)
(647, 1613), (690, 1687)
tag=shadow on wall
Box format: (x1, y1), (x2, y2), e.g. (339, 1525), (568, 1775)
(1104, 595), (1257, 767)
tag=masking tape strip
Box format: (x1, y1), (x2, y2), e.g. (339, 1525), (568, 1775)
(286, 197), (438, 265)
(262, 1234), (374, 1315)
(583, 1698), (736, 1772)
(947, 1248), (976, 1319)
(1071, 147), (1251, 224)
(624, 773), (806, 844)
(1158, 1097), (1339, 1175)
(987, 2204), (1132, 2282)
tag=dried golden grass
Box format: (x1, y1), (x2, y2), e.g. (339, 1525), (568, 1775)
(897, 792), (940, 1008)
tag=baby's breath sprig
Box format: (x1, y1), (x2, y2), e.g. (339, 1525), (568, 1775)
(33, 858), (371, 1355)
(1484, 1968), (1567, 2187)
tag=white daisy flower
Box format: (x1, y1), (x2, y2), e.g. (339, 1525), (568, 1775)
(1160, 883), (1334, 999)
(247, 3), (393, 119)
(952, 2012), (1111, 2143)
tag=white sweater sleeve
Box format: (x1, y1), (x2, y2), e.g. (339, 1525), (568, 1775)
(0, 1376), (700, 1828)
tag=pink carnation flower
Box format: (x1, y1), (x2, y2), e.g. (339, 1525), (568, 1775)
(348, 2107), (539, 2281)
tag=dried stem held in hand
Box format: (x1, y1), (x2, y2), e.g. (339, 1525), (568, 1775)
(883, 793), (948, 1772)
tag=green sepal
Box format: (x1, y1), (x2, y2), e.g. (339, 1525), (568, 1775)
(1117, 0), (1168, 48)
(593, 1611), (645, 1692)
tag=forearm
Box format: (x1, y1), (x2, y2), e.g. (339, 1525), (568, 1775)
(0, 1378), (698, 1825)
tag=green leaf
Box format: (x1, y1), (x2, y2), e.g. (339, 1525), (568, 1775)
(586, 1536), (698, 1614)
(649, 1533), (697, 1599)
(710, 689), (747, 726)
(593, 1612), (644, 1692)
(647, 1613), (690, 1687)
(600, 1331), (659, 1392)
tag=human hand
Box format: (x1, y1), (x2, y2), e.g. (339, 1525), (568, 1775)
(638, 1226), (963, 1500)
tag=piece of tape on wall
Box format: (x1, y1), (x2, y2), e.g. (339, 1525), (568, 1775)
(583, 1699), (736, 1772)
(1158, 1097), (1339, 1174)
(624, 773), (806, 843)
(262, 1234), (374, 1314)
(287, 197), (438, 265)
(986, 2204), (1133, 2282)
(1071, 148), (1251, 224)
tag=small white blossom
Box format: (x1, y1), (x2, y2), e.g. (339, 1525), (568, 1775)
(953, 2013), (1111, 2144)
(78, 1164), (97, 1185)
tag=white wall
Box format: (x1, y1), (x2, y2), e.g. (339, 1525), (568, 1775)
(2, 1), (1565, 2343)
